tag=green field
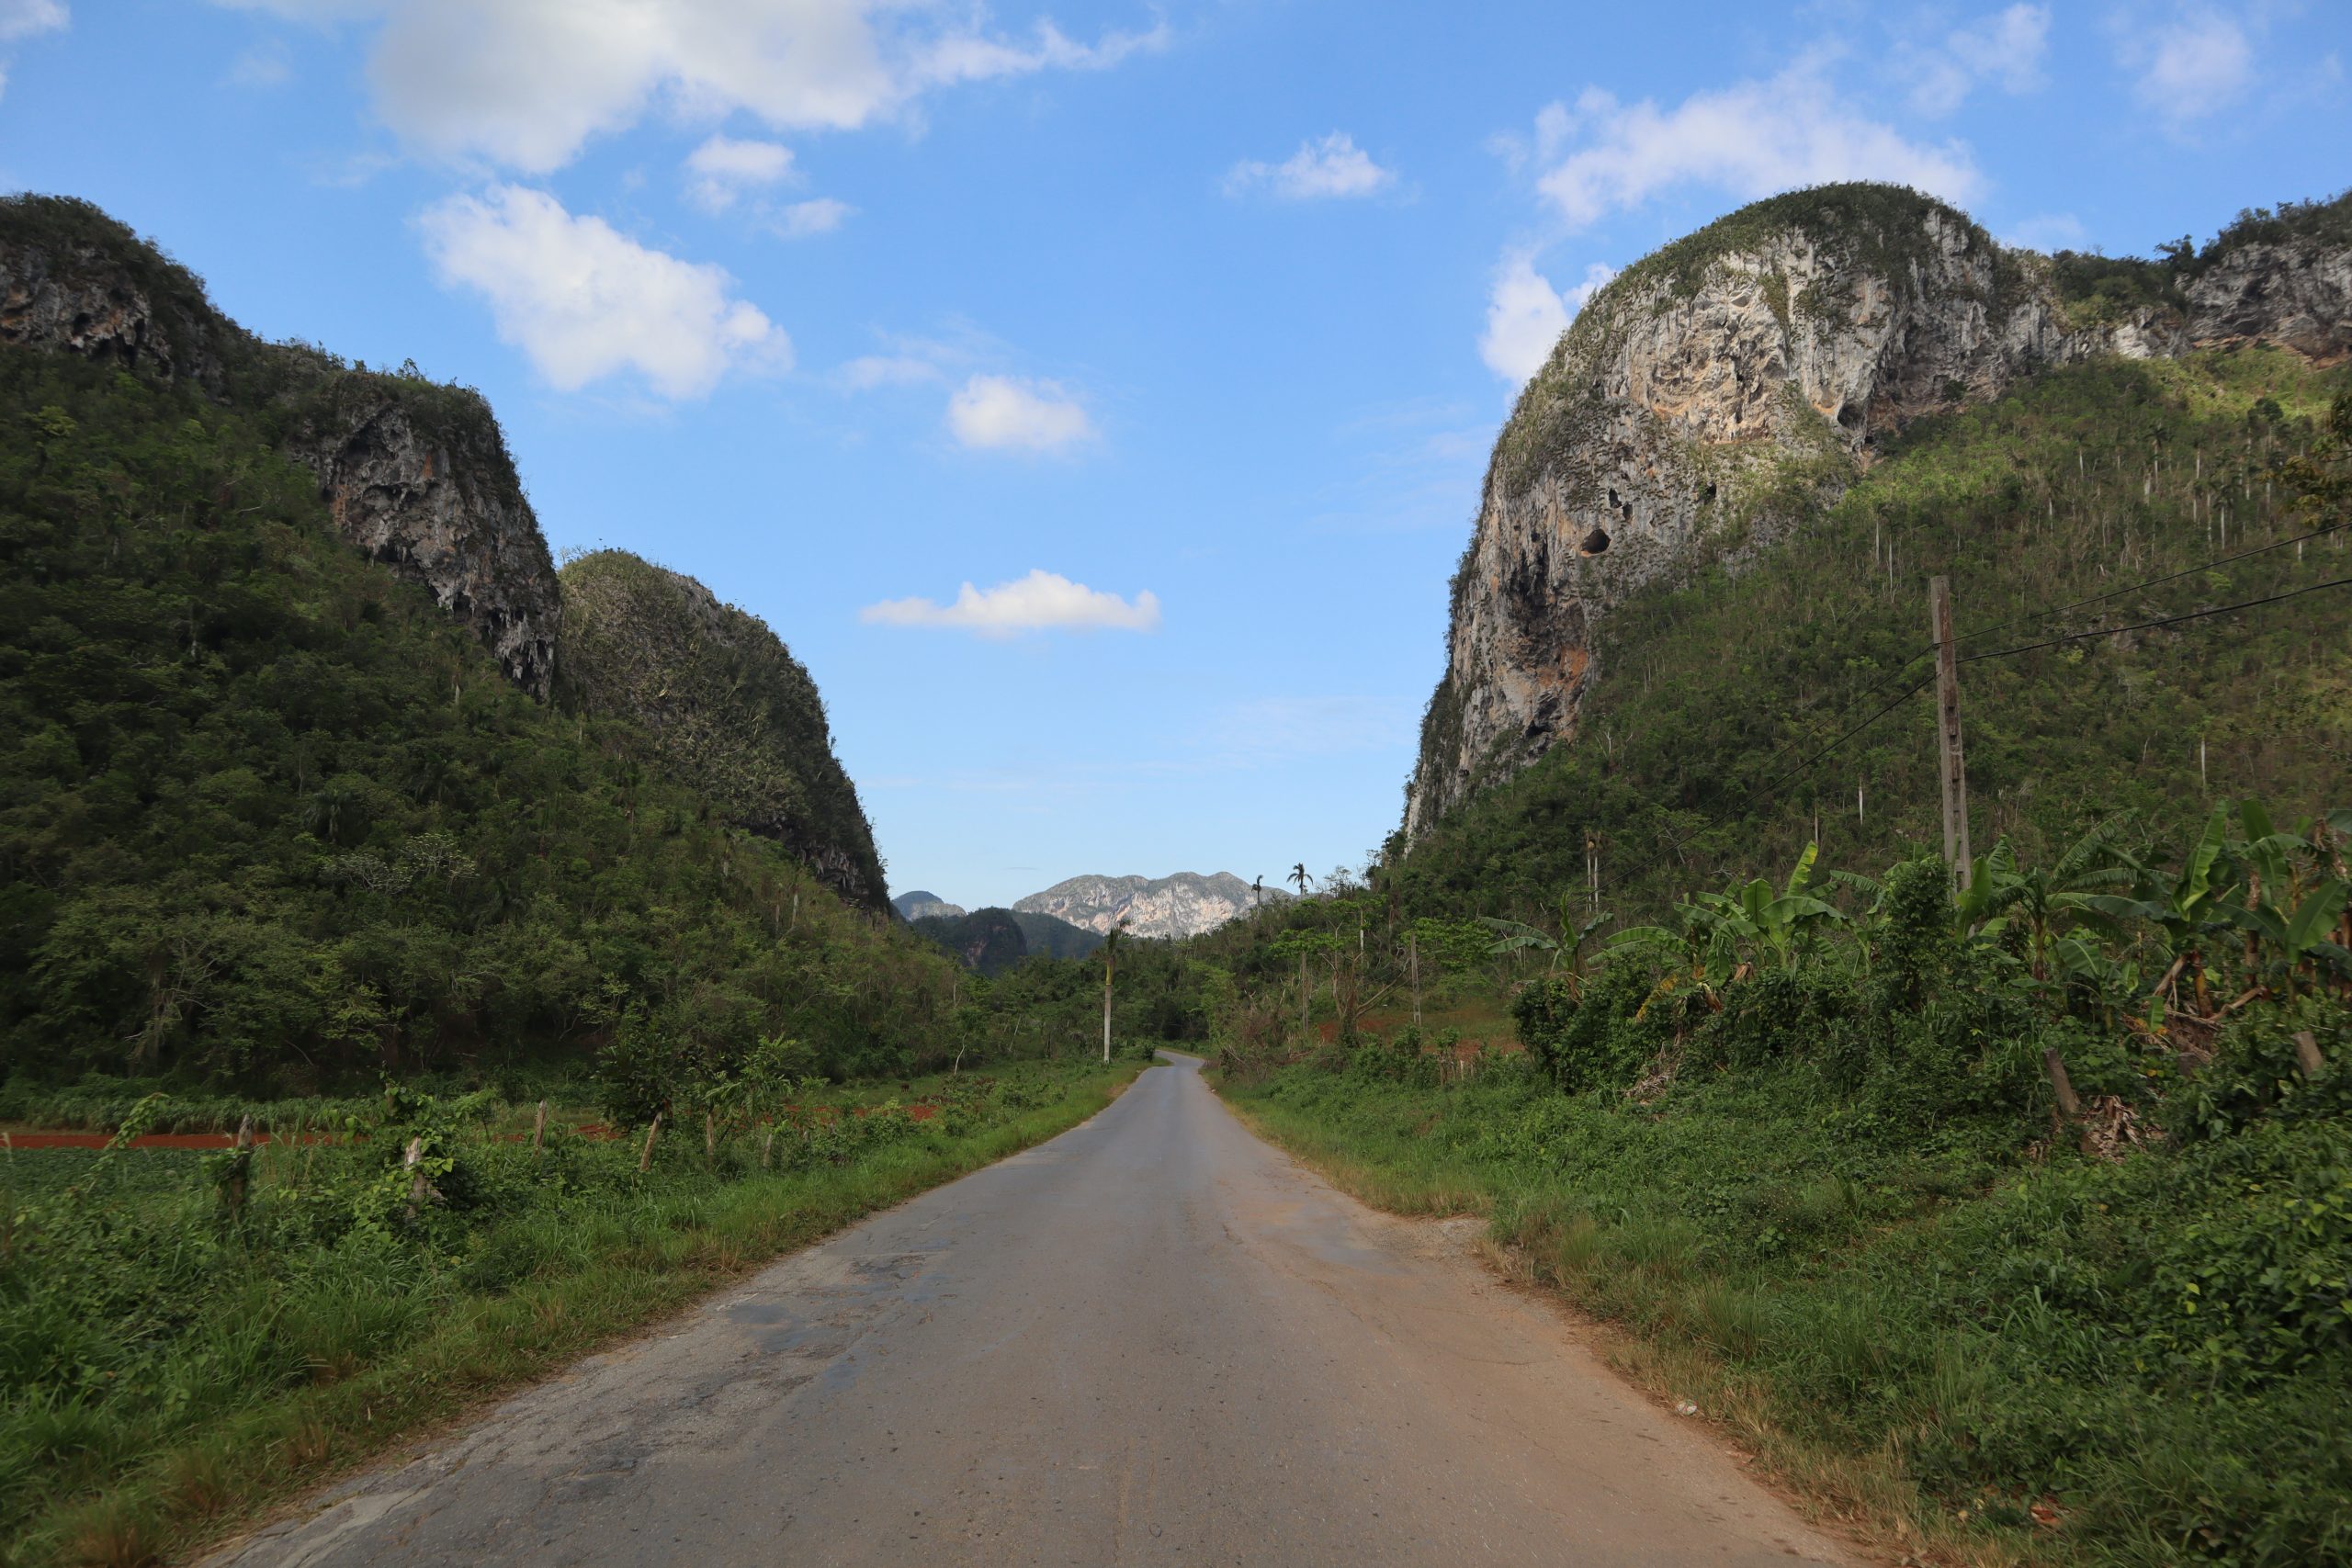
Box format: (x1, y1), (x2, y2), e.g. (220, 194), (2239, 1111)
(1, 1057), (1146, 1568)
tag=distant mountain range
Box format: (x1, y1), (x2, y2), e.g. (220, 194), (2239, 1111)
(892, 871), (1284, 957)
(891, 890), (966, 921)
(1013, 872), (1284, 941)
(903, 906), (1103, 976)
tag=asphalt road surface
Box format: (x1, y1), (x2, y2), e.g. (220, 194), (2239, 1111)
(209, 1055), (1858, 1568)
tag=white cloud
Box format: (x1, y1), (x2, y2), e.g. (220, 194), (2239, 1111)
(861, 570), (1159, 636)
(1224, 131), (1395, 201)
(217, 0), (1164, 173)
(223, 40), (292, 88)
(0, 0), (64, 99)
(2120, 6), (2256, 128)
(419, 185), (788, 398)
(947, 374), (1093, 452)
(2007, 212), (2088, 252)
(0, 0), (65, 40)
(1903, 4), (2051, 116)
(1529, 64), (1984, 230)
(775, 196), (850, 237)
(838, 353), (944, 390)
(1480, 254), (1615, 385)
(684, 133), (796, 212)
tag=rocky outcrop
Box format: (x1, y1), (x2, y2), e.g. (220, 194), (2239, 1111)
(1405, 183), (2352, 840)
(0, 195), (560, 700)
(2184, 237), (2352, 362)
(893, 890), (968, 921)
(285, 379), (560, 697)
(557, 549), (889, 913)
(1014, 872), (1280, 941)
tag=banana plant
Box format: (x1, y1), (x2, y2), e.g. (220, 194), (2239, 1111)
(1686, 841), (1845, 969)
(2080, 806), (2242, 1012)
(1961, 816), (2141, 983)
(1480, 909), (1612, 976)
(2222, 876), (2352, 998)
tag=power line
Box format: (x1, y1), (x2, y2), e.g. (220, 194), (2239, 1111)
(1951, 520), (2346, 650)
(1702, 523), (2346, 813)
(1958, 573), (2352, 665)
(1576, 572), (2351, 906)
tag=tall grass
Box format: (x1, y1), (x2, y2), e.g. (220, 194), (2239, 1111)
(1221, 1036), (2352, 1568)
(1, 1058), (1142, 1567)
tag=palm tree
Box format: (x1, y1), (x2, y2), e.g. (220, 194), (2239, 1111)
(1100, 918), (1129, 1064)
(1289, 863), (1312, 898)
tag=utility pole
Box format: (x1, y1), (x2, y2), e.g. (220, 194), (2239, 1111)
(1928, 575), (1973, 888)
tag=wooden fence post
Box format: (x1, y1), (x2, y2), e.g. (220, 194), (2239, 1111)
(639, 1112), (662, 1174)
(532, 1100), (548, 1156)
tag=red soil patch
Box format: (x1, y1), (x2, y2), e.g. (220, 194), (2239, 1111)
(2, 1103), (938, 1151)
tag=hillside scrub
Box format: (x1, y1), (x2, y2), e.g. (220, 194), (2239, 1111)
(1208, 806), (2351, 1566)
(1401, 352), (2351, 931)
(0, 346), (961, 1087)
(0, 1058), (1143, 1566)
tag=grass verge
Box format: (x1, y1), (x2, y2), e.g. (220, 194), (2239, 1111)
(1215, 1050), (2351, 1568)
(3, 1058), (1144, 1567)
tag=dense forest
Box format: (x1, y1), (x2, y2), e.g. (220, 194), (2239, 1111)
(0, 343), (964, 1087)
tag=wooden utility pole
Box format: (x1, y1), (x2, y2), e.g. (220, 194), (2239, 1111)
(1928, 576), (1973, 887)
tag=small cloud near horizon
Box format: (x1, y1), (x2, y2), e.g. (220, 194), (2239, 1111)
(861, 569), (1159, 637)
(1223, 132), (1396, 201)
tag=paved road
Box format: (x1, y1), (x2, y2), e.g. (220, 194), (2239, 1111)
(209, 1055), (1857, 1567)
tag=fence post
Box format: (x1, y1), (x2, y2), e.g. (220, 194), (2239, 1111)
(532, 1100), (548, 1156)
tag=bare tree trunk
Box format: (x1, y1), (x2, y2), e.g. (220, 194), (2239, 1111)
(1102, 948), (1115, 1064)
(1409, 932), (1421, 1027)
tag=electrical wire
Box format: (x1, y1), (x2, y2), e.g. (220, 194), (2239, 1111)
(1950, 520), (2346, 649)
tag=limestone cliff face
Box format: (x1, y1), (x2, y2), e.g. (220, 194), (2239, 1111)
(2183, 236), (2352, 361)
(284, 378), (560, 697)
(556, 550), (889, 913)
(1014, 872), (1279, 941)
(1404, 184), (2352, 840)
(0, 196), (560, 699)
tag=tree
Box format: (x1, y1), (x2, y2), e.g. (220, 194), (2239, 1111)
(1100, 919), (1128, 1063)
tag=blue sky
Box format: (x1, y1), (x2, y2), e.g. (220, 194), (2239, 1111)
(3, 1), (2346, 908)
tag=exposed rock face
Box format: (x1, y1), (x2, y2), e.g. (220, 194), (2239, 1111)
(1014, 872), (1279, 941)
(2184, 238), (2352, 362)
(1405, 183), (2352, 840)
(557, 549), (889, 913)
(0, 195), (560, 700)
(893, 890), (967, 921)
(287, 383), (561, 698)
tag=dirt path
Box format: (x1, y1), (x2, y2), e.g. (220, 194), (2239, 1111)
(202, 1054), (1860, 1567)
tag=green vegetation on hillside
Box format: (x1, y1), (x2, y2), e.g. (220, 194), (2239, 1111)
(2052, 190), (2352, 327)
(910, 907), (1107, 976)
(0, 344), (952, 1088)
(1208, 797), (2350, 1565)
(1404, 348), (2348, 929)
(1, 1058), (1140, 1564)
(557, 548), (887, 912)
(1170, 347), (2352, 1564)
